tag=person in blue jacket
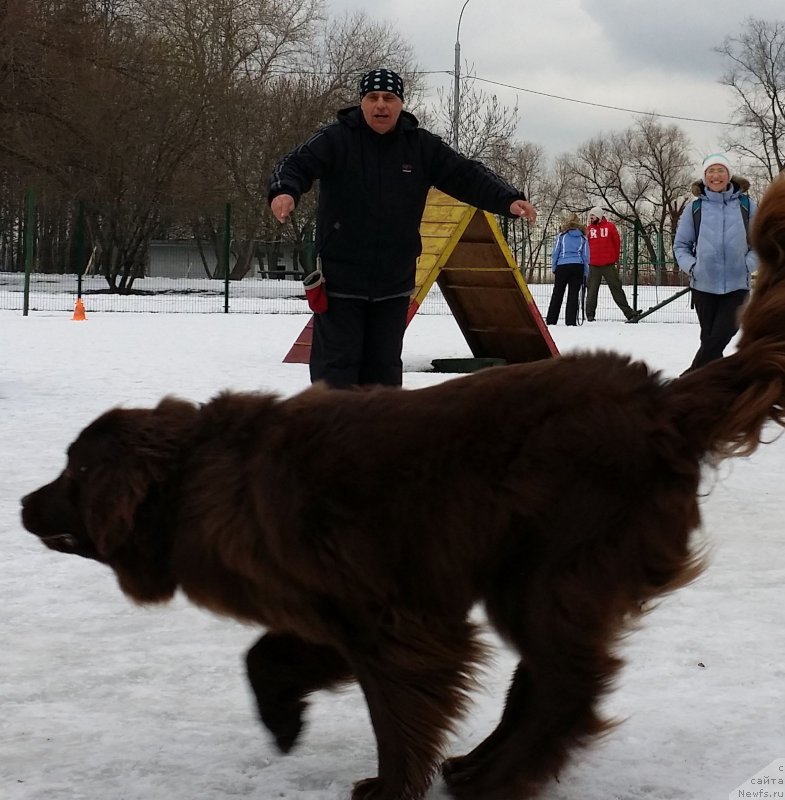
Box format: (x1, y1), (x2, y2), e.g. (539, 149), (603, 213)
(673, 153), (758, 372)
(545, 213), (589, 326)
(268, 68), (537, 389)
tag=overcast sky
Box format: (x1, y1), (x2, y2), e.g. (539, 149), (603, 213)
(327, 0), (783, 173)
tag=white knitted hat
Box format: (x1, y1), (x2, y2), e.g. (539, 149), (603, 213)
(588, 206), (604, 221)
(702, 153), (731, 175)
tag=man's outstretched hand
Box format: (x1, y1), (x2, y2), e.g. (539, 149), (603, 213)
(510, 199), (537, 224)
(271, 194), (295, 224)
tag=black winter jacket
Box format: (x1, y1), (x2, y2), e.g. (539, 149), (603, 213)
(268, 107), (527, 299)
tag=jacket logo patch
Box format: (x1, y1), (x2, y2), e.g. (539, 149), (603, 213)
(401, 164), (413, 173)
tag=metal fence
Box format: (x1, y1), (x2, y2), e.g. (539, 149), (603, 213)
(1, 200), (696, 322)
(0, 267), (698, 323)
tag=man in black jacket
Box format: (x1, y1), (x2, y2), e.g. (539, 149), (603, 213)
(268, 68), (537, 388)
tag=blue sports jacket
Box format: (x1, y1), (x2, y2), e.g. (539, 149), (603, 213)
(673, 179), (758, 294)
(551, 227), (589, 278)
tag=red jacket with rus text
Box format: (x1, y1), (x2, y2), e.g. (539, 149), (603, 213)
(587, 217), (621, 266)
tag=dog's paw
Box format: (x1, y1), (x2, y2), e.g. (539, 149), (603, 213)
(351, 777), (419, 800)
(351, 778), (380, 800)
(441, 753), (478, 785)
(443, 763), (541, 800)
(442, 758), (503, 800)
(441, 758), (474, 788)
(259, 698), (305, 753)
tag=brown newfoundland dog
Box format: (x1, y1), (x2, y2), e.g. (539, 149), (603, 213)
(21, 176), (785, 800)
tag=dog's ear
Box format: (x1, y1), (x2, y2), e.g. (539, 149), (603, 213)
(79, 398), (197, 558)
(82, 447), (156, 558)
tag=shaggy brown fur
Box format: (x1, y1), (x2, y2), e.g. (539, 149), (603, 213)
(21, 175), (785, 800)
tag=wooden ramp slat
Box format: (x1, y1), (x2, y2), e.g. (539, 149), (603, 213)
(282, 189), (557, 365)
(283, 317), (315, 364)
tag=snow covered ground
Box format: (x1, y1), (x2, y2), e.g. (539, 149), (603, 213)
(2, 308), (783, 800)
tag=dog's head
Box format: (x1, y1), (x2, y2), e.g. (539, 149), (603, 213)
(21, 396), (198, 603)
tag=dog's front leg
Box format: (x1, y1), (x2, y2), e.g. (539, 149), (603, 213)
(347, 620), (482, 800)
(350, 664), (442, 800)
(245, 632), (353, 752)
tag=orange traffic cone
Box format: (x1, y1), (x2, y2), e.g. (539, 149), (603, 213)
(72, 298), (86, 321)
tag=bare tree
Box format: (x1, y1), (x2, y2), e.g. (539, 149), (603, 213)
(0, 0), (218, 287)
(573, 116), (693, 275)
(261, 10), (422, 273)
(432, 68), (518, 159)
(308, 11), (422, 108)
(143, 0), (326, 278)
(167, 6), (421, 279)
(632, 116), (695, 273)
(503, 147), (579, 281)
(717, 17), (785, 180)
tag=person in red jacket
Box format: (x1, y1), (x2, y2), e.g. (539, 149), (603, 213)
(585, 207), (637, 322)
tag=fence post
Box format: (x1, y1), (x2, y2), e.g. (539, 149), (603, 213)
(519, 227), (526, 271)
(620, 228), (628, 278)
(223, 202), (231, 313)
(632, 219), (640, 312)
(22, 188), (35, 317)
(75, 200), (86, 298)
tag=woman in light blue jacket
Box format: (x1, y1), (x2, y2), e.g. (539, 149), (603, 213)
(546, 213), (590, 326)
(673, 153), (758, 372)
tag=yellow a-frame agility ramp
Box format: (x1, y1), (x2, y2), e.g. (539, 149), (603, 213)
(282, 188), (558, 366)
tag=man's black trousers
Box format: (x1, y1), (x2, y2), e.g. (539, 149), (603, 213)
(310, 295), (410, 388)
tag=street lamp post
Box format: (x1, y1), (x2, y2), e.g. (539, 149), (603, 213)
(453, 0), (472, 150)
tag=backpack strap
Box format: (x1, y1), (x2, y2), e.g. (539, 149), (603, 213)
(691, 198), (702, 242)
(739, 194), (750, 242)
(692, 194), (751, 245)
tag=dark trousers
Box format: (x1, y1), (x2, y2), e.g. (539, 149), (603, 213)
(586, 264), (634, 320)
(310, 295), (410, 388)
(687, 288), (749, 371)
(546, 263), (584, 326)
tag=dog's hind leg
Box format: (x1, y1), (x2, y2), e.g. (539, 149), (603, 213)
(245, 632), (353, 753)
(444, 570), (622, 799)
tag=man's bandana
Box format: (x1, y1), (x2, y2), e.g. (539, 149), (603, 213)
(359, 69), (404, 101)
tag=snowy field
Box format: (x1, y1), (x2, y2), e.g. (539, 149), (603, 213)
(1, 308), (783, 800)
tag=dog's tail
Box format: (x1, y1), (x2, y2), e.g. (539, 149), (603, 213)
(668, 174), (785, 459)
